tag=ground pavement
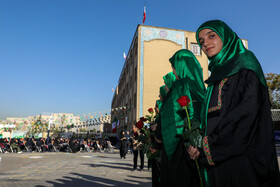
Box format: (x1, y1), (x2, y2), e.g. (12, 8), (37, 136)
(0, 151), (279, 187)
(0, 151), (152, 187)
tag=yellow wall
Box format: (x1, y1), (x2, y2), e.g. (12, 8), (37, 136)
(142, 39), (182, 115)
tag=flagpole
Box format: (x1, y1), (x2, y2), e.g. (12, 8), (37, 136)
(46, 113), (53, 145)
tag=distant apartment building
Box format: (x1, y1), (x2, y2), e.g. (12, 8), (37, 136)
(111, 24), (248, 133)
(4, 113), (112, 134)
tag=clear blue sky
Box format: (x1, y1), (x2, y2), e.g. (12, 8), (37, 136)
(0, 0), (279, 119)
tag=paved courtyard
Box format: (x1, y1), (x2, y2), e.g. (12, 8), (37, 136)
(0, 151), (279, 187)
(0, 152), (152, 187)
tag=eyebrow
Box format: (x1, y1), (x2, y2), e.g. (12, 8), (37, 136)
(199, 30), (215, 41)
(206, 30), (214, 35)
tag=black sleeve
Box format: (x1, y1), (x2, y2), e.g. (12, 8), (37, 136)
(155, 114), (163, 141)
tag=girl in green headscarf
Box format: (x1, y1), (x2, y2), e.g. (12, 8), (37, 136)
(149, 99), (163, 187)
(155, 85), (167, 146)
(188, 20), (280, 187)
(163, 72), (177, 92)
(159, 85), (167, 102)
(160, 49), (206, 187)
(155, 74), (177, 147)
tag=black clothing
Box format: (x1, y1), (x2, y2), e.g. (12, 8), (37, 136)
(119, 135), (127, 158)
(160, 140), (199, 187)
(69, 140), (80, 153)
(152, 159), (160, 187)
(156, 111), (199, 187)
(155, 114), (163, 141)
(200, 69), (280, 187)
(133, 149), (144, 170)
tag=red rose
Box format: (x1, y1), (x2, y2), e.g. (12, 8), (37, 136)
(148, 108), (154, 114)
(136, 121), (144, 129)
(176, 95), (191, 107)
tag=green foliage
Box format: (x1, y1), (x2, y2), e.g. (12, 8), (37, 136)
(79, 128), (87, 132)
(265, 73), (280, 109)
(145, 115), (153, 123)
(182, 118), (203, 149)
(32, 115), (48, 133)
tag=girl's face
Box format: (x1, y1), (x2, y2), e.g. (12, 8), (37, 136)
(198, 28), (223, 58)
(164, 85), (169, 93)
(154, 103), (159, 114)
(159, 93), (163, 101)
(132, 125), (137, 133)
(172, 66), (179, 80)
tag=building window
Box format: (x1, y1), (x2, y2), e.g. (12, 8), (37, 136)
(191, 43), (201, 56)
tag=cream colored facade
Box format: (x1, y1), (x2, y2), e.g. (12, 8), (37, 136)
(4, 113), (112, 133)
(111, 25), (212, 133)
(5, 113), (80, 132)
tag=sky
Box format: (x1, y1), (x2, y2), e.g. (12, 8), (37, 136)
(0, 0), (279, 119)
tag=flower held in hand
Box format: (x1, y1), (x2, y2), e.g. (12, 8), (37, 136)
(176, 96), (191, 107)
(148, 108), (154, 114)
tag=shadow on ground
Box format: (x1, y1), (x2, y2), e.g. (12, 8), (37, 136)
(83, 163), (132, 170)
(36, 172), (151, 187)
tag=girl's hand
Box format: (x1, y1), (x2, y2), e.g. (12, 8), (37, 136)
(188, 145), (200, 160)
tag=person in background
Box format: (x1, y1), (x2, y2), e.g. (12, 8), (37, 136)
(40, 138), (47, 152)
(18, 138), (25, 153)
(119, 131), (127, 159)
(11, 139), (21, 153)
(131, 124), (145, 171)
(126, 131), (132, 154)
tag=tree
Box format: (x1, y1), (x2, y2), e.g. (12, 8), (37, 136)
(66, 124), (74, 132)
(265, 73), (280, 108)
(32, 115), (44, 133)
(60, 114), (66, 132)
(92, 128), (97, 133)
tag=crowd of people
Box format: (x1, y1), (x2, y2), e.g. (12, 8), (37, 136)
(131, 20), (280, 187)
(0, 137), (115, 154)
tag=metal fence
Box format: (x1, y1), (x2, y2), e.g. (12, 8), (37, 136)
(271, 109), (280, 122)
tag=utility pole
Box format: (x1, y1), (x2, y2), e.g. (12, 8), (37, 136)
(46, 113), (53, 145)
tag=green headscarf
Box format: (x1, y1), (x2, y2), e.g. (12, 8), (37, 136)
(163, 72), (177, 89)
(170, 49), (206, 106)
(159, 85), (167, 100)
(161, 49), (206, 161)
(196, 20), (267, 87)
(196, 20), (268, 129)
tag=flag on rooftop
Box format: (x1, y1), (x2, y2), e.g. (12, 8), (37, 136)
(123, 52), (127, 59)
(142, 4), (146, 24)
